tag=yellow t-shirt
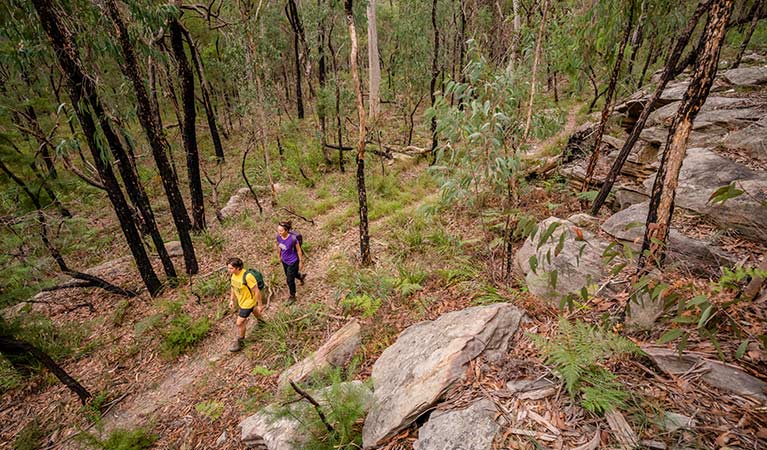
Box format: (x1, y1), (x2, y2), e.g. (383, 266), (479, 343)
(231, 270), (258, 309)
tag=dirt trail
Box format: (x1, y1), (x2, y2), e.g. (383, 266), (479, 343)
(83, 164), (437, 446)
(526, 103), (582, 158)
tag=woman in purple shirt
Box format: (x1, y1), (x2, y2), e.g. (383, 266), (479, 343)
(276, 221), (304, 303)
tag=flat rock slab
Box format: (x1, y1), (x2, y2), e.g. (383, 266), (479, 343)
(723, 66), (767, 86)
(278, 319), (361, 389)
(514, 217), (611, 303)
(643, 347), (767, 403)
(723, 116), (767, 161)
(641, 148), (767, 241)
(413, 399), (500, 450)
(361, 304), (524, 449)
(240, 381), (372, 449)
(164, 241), (184, 258)
(601, 201), (736, 276)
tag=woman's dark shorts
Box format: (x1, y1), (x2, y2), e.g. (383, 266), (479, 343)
(238, 307), (254, 318)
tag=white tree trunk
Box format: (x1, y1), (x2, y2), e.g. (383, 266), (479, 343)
(367, 0), (381, 119)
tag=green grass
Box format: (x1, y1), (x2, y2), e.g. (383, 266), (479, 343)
(78, 426), (158, 450)
(13, 418), (45, 450)
(161, 314), (211, 358)
(249, 302), (330, 368)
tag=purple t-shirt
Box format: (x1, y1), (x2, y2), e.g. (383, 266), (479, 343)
(277, 233), (299, 265)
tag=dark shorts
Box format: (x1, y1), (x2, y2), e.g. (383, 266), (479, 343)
(238, 307), (253, 318)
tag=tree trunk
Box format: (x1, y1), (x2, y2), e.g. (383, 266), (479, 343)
(169, 19), (206, 232)
(507, 0), (521, 73)
(182, 27), (225, 163)
(0, 335), (91, 404)
(637, 0), (734, 274)
(367, 0), (381, 119)
(32, 0), (162, 296)
(286, 0), (305, 119)
(626, 0), (648, 77)
(105, 0), (199, 275)
(255, 73), (278, 206)
(345, 0), (372, 266)
(317, 0), (332, 165)
(637, 34), (658, 88)
(522, 0), (550, 142)
(731, 0), (764, 68)
(429, 0), (440, 157)
(329, 26), (345, 173)
(591, 0), (712, 216)
(581, 3), (635, 191)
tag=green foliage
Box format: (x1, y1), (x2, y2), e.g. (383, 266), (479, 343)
(110, 300), (131, 327)
(250, 302), (329, 368)
(194, 275), (230, 298)
(340, 294), (382, 318)
(531, 318), (640, 414)
(13, 419), (44, 450)
(196, 231), (227, 253)
(195, 400), (224, 422)
(708, 182), (744, 205)
(0, 312), (89, 369)
(471, 284), (513, 306)
(393, 263), (428, 298)
(0, 357), (23, 393)
(272, 379), (370, 450)
(161, 315), (210, 358)
(78, 427), (158, 450)
(251, 365), (277, 377)
(82, 391), (109, 424)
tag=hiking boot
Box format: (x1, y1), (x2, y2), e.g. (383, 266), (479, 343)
(287, 295), (297, 304)
(228, 338), (244, 352)
(298, 273), (306, 285)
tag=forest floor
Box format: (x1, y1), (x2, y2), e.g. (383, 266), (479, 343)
(2, 97), (766, 449)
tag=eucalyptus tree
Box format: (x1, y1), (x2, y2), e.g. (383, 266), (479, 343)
(345, 0), (372, 266)
(590, 0), (714, 215)
(102, 0), (199, 275)
(638, 0), (735, 274)
(169, 13), (206, 232)
(30, 0), (163, 295)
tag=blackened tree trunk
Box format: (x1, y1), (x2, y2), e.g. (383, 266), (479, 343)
(329, 25), (345, 173)
(317, 0), (332, 165)
(581, 3), (635, 191)
(731, 0), (764, 68)
(31, 0), (162, 296)
(637, 0), (734, 274)
(429, 0), (439, 157)
(286, 0), (305, 119)
(345, 0), (372, 266)
(169, 19), (206, 232)
(590, 0), (712, 216)
(181, 26), (225, 163)
(105, 0), (199, 275)
(0, 335), (91, 404)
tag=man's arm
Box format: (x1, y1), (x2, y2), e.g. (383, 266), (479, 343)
(229, 287), (235, 309)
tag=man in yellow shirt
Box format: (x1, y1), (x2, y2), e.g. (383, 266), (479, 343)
(226, 257), (263, 352)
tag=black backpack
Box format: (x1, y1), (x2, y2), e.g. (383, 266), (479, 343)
(242, 268), (265, 291)
(289, 230), (303, 248)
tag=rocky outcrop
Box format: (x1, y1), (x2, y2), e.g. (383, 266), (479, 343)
(601, 202), (737, 276)
(278, 319), (361, 389)
(722, 66), (767, 86)
(643, 347), (767, 403)
(361, 304), (524, 448)
(413, 400), (500, 450)
(514, 217), (613, 303)
(641, 148), (767, 241)
(723, 116), (767, 161)
(221, 187), (254, 219)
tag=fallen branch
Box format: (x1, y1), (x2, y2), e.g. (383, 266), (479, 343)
(241, 145), (263, 215)
(280, 207), (315, 225)
(40, 280), (98, 292)
(289, 380), (335, 434)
